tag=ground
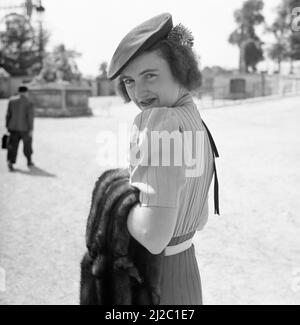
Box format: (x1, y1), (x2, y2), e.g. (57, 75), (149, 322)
(0, 95), (299, 305)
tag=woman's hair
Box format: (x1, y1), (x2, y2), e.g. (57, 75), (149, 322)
(116, 38), (202, 103)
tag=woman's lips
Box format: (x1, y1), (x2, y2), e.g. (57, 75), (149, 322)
(139, 98), (156, 107)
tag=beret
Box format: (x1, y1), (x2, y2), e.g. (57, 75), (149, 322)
(108, 13), (173, 80)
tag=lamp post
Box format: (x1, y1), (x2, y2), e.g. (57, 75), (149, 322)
(25, 1), (46, 71)
(0, 1), (44, 19)
(25, 0), (45, 19)
(35, 1), (45, 71)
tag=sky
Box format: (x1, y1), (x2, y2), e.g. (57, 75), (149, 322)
(0, 0), (283, 76)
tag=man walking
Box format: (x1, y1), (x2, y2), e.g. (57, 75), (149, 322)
(5, 85), (35, 172)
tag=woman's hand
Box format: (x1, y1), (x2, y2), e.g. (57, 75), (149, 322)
(127, 203), (178, 255)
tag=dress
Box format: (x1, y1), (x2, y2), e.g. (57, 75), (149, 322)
(129, 93), (215, 305)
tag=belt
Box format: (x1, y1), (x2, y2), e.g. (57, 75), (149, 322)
(164, 231), (195, 256)
(164, 238), (193, 256)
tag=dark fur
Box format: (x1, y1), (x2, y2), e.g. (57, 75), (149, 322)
(80, 168), (163, 305)
(85, 168), (129, 256)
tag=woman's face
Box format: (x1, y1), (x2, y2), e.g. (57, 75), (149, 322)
(120, 51), (183, 111)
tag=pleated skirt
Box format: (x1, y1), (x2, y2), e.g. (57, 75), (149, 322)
(159, 244), (203, 305)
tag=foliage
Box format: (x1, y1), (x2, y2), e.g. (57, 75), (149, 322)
(290, 32), (300, 60)
(268, 42), (290, 69)
(229, 0), (265, 72)
(0, 13), (49, 76)
(266, 1), (291, 71)
(289, 0), (300, 60)
(267, 0), (300, 71)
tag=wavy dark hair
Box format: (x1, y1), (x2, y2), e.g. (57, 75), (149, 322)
(116, 39), (202, 103)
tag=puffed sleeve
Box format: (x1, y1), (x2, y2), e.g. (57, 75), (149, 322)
(129, 107), (186, 208)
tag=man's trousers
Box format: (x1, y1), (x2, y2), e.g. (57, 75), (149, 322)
(7, 131), (33, 164)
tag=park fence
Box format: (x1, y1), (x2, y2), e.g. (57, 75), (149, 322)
(195, 75), (300, 109)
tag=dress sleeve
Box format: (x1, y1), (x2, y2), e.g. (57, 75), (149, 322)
(130, 107), (186, 208)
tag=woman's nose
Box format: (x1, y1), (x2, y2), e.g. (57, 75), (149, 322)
(134, 81), (147, 100)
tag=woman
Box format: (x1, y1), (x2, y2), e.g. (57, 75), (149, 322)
(107, 13), (219, 305)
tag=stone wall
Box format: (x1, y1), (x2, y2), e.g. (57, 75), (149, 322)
(28, 83), (93, 117)
(211, 73), (300, 100)
(213, 73), (265, 99)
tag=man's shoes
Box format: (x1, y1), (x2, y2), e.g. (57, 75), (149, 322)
(8, 162), (15, 172)
(27, 161), (35, 167)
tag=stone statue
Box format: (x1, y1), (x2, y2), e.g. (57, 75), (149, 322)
(33, 44), (82, 85)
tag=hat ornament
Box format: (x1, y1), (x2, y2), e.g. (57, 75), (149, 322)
(167, 24), (194, 47)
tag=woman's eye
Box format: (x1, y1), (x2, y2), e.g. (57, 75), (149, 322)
(123, 79), (134, 86)
(145, 73), (156, 80)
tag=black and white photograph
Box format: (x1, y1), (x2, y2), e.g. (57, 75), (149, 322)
(0, 0), (300, 307)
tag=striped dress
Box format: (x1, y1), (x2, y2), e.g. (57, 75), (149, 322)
(129, 93), (214, 305)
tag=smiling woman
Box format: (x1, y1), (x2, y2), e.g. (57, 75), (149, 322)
(119, 51), (186, 110)
(116, 28), (202, 106)
(107, 13), (219, 305)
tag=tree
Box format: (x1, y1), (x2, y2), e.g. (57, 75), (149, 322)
(268, 42), (289, 72)
(290, 0), (300, 64)
(229, 0), (265, 72)
(266, 2), (292, 72)
(269, 0), (300, 73)
(0, 13), (49, 76)
(290, 33), (300, 60)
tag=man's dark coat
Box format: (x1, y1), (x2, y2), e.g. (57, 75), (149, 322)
(6, 95), (34, 132)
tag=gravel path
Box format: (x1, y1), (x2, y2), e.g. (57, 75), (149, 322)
(0, 96), (299, 305)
